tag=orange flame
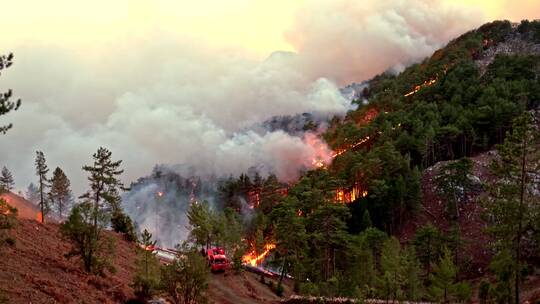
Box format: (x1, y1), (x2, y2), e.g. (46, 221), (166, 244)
(36, 211), (43, 222)
(242, 243), (276, 266)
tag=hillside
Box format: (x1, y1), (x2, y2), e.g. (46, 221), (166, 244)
(0, 219), (138, 303)
(0, 215), (293, 304)
(1, 192), (42, 221)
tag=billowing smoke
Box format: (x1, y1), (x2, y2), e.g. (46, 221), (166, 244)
(0, 0), (487, 199)
(286, 0), (484, 84)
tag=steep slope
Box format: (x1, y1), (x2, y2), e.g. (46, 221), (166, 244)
(1, 192), (42, 220)
(398, 151), (496, 276)
(0, 217), (291, 303)
(0, 219), (138, 303)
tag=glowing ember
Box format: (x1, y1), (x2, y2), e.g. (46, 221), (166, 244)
(404, 77), (438, 97)
(242, 243), (276, 266)
(157, 191), (163, 197)
(331, 136), (371, 158)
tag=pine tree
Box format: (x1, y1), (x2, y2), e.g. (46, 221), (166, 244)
(61, 201), (115, 273)
(80, 147), (125, 226)
(62, 147), (126, 273)
(187, 200), (213, 250)
(413, 224), (445, 279)
(133, 229), (160, 299)
(0, 53), (21, 134)
(0, 166), (14, 192)
(49, 167), (72, 218)
(35, 151), (49, 223)
(376, 236), (404, 302)
(435, 157), (473, 221)
(485, 112), (540, 304)
(271, 196), (307, 287)
(429, 247), (457, 303)
(402, 247), (424, 301)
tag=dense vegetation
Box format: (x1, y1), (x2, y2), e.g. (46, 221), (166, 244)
(211, 20), (540, 302)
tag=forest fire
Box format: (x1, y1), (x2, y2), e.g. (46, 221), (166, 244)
(331, 136), (371, 158)
(335, 183), (368, 204)
(242, 243), (276, 266)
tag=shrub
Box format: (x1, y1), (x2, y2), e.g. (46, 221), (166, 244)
(111, 211), (137, 242)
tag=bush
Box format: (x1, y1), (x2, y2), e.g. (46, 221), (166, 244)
(61, 202), (116, 274)
(160, 245), (209, 304)
(300, 282), (320, 296)
(454, 281), (472, 303)
(111, 211), (137, 242)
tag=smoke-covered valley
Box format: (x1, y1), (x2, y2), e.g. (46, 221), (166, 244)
(0, 0), (505, 247)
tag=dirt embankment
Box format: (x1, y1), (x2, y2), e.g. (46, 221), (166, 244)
(0, 219), (138, 303)
(0, 215), (291, 304)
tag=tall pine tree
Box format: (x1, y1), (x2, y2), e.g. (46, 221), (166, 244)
(49, 167), (72, 218)
(485, 112), (540, 304)
(80, 147), (125, 225)
(35, 151), (49, 223)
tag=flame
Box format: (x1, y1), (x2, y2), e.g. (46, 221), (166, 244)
(335, 183), (368, 204)
(36, 211), (43, 222)
(157, 191), (163, 197)
(242, 243), (276, 266)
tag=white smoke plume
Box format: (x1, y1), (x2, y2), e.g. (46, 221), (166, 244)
(0, 0), (487, 196)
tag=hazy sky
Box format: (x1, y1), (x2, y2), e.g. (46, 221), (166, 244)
(0, 0), (538, 195)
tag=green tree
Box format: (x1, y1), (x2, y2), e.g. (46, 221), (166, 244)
(80, 147), (125, 231)
(111, 210), (137, 242)
(35, 151), (49, 223)
(376, 236), (404, 302)
(308, 203), (350, 282)
(401, 247), (423, 301)
(428, 247), (469, 303)
(435, 157), (474, 221)
(413, 223), (445, 279)
(49, 167), (72, 218)
(271, 196), (307, 288)
(187, 201), (213, 250)
(0, 166), (14, 193)
(0, 53), (21, 134)
(485, 112), (540, 304)
(61, 201), (115, 273)
(132, 229), (160, 299)
(219, 207), (245, 271)
(161, 245), (209, 304)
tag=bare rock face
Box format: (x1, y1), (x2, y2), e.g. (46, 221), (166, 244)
(476, 25), (540, 75)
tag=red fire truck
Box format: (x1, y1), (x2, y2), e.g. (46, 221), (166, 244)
(206, 247), (230, 272)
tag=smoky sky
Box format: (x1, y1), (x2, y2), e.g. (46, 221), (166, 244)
(0, 0), (486, 195)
